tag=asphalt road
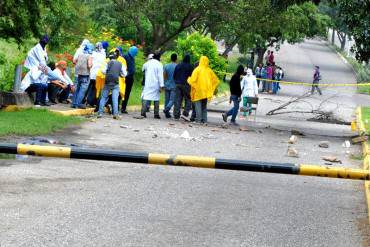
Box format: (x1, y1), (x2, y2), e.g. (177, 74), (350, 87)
(1, 40), (369, 246)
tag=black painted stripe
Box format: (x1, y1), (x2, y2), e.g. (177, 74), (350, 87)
(215, 159), (299, 174)
(70, 148), (149, 163)
(0, 143), (17, 154)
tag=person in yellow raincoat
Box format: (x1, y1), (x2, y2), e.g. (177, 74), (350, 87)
(187, 56), (219, 123)
(95, 48), (127, 112)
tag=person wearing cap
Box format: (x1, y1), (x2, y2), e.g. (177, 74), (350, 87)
(311, 65), (322, 95)
(141, 53), (164, 118)
(97, 52), (127, 119)
(240, 68), (258, 117)
(48, 61), (74, 104)
(72, 43), (93, 109)
(121, 46), (138, 113)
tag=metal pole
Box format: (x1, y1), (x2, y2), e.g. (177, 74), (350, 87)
(0, 143), (369, 180)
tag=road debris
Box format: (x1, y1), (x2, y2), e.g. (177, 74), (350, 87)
(291, 129), (305, 136)
(287, 146), (299, 157)
(318, 141), (330, 148)
(342, 140), (351, 148)
(239, 127), (249, 132)
(120, 125), (130, 129)
(322, 156), (342, 164)
(288, 135), (298, 144)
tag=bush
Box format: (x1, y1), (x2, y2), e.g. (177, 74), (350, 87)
(175, 32), (227, 78)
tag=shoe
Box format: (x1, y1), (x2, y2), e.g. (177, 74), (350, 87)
(141, 113), (147, 118)
(113, 115), (121, 120)
(78, 104), (86, 109)
(121, 110), (128, 114)
(154, 115), (161, 119)
(59, 100), (69, 104)
(222, 113), (227, 122)
(163, 110), (171, 118)
(181, 115), (190, 122)
(34, 104), (41, 108)
(230, 121), (239, 126)
(190, 117), (195, 122)
(41, 102), (51, 106)
(182, 112), (189, 117)
(97, 113), (103, 118)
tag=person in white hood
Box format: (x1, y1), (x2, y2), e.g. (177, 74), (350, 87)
(240, 68), (258, 116)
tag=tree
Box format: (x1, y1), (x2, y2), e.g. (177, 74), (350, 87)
(319, 0), (348, 51)
(112, 0), (233, 53)
(333, 0), (370, 63)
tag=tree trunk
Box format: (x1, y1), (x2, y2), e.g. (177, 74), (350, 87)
(337, 32), (346, 51)
(331, 29), (335, 44)
(249, 50), (255, 69)
(256, 47), (266, 66)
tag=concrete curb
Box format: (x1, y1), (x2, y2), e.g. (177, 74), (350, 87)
(356, 107), (370, 223)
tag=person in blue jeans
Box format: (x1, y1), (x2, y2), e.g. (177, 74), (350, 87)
(163, 53), (178, 118)
(72, 43), (93, 109)
(222, 65), (244, 125)
(20, 66), (50, 106)
(97, 52), (127, 119)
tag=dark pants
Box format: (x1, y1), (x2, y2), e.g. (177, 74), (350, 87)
(311, 80), (322, 95)
(121, 75), (134, 112)
(48, 83), (71, 103)
(174, 84), (191, 119)
(194, 98), (207, 123)
(226, 95), (240, 122)
(26, 83), (48, 104)
(86, 79), (97, 106)
(141, 100), (159, 116)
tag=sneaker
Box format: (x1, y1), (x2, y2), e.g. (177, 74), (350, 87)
(97, 113), (103, 118)
(34, 104), (41, 108)
(78, 104), (86, 109)
(230, 121), (239, 126)
(222, 113), (227, 122)
(154, 115), (161, 119)
(181, 115), (191, 122)
(163, 110), (171, 118)
(121, 110), (128, 114)
(113, 115), (121, 120)
(141, 113), (147, 118)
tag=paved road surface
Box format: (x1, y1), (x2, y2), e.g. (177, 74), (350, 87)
(1, 40), (369, 246)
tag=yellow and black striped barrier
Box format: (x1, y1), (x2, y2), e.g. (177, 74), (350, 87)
(1, 143), (369, 180)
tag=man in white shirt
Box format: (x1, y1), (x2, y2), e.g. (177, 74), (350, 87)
(20, 65), (50, 106)
(141, 53), (164, 118)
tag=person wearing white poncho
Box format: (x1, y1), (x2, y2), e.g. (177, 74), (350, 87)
(240, 68), (258, 116)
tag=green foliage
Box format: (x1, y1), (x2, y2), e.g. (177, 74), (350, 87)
(0, 108), (82, 136)
(176, 33), (227, 77)
(335, 0), (370, 62)
(0, 39), (31, 92)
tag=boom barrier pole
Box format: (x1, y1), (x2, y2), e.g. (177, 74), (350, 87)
(1, 143), (369, 181)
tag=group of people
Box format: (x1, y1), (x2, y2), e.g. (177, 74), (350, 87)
(20, 35), (220, 123)
(254, 50), (284, 94)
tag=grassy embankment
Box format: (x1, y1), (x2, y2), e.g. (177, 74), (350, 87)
(362, 107), (370, 144)
(0, 108), (82, 137)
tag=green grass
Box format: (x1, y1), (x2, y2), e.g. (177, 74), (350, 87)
(0, 108), (82, 136)
(362, 107), (370, 144)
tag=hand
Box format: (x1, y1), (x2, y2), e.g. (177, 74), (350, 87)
(70, 85), (75, 93)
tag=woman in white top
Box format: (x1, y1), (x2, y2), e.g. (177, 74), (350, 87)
(240, 68), (258, 116)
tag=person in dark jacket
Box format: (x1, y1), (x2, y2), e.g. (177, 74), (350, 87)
(173, 54), (194, 120)
(222, 65), (244, 125)
(121, 46), (138, 113)
(97, 52), (127, 119)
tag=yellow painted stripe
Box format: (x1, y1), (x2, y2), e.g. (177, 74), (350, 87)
(148, 153), (171, 165)
(17, 144), (71, 158)
(148, 153), (215, 168)
(299, 164), (370, 180)
(51, 108), (95, 116)
(365, 181), (370, 223)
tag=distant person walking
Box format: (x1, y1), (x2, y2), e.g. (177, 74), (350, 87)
(255, 63), (263, 88)
(265, 50), (270, 64)
(173, 54), (193, 120)
(222, 65), (244, 125)
(187, 56), (219, 124)
(163, 53), (178, 118)
(311, 65), (322, 95)
(265, 63), (273, 93)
